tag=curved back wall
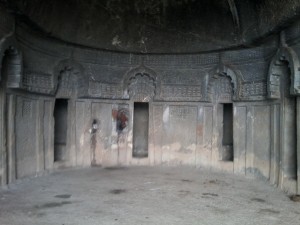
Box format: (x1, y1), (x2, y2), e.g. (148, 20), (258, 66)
(1, 14), (300, 194)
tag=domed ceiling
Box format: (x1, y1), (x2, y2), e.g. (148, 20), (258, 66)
(3, 0), (300, 53)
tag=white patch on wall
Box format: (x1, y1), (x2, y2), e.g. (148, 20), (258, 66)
(112, 35), (121, 46)
(163, 106), (169, 124)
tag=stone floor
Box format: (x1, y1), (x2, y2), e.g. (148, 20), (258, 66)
(0, 166), (299, 225)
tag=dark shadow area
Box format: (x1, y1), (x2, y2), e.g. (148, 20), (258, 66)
(54, 99), (68, 162)
(222, 103), (233, 161)
(133, 102), (149, 158)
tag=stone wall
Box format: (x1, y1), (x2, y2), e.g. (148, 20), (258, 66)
(1, 15), (300, 195)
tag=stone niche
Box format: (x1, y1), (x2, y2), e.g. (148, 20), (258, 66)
(1, 15), (300, 195)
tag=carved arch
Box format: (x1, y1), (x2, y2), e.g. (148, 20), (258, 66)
(282, 47), (300, 95)
(54, 59), (85, 98)
(0, 36), (23, 88)
(123, 64), (158, 102)
(268, 47), (300, 98)
(206, 65), (240, 102)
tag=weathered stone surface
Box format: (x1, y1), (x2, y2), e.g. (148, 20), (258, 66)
(1, 1), (300, 196)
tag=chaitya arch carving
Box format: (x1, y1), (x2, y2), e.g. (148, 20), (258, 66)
(124, 64), (158, 102)
(267, 47), (300, 99)
(54, 59), (85, 98)
(206, 65), (240, 102)
(0, 36), (22, 88)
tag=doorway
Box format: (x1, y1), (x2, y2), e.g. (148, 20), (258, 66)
(132, 102), (149, 158)
(54, 99), (68, 162)
(222, 103), (233, 161)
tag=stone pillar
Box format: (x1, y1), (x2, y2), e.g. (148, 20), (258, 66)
(6, 94), (16, 183)
(297, 97), (300, 194)
(0, 85), (6, 185)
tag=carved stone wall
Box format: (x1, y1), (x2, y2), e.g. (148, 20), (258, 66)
(54, 60), (86, 98)
(14, 25), (277, 102)
(2, 16), (300, 196)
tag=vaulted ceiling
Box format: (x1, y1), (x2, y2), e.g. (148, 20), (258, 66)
(2, 0), (300, 53)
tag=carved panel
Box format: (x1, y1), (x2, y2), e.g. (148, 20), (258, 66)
(161, 85), (202, 99)
(160, 70), (203, 101)
(143, 54), (219, 68)
(5, 49), (23, 89)
(89, 80), (122, 98)
(161, 70), (203, 85)
(55, 60), (85, 98)
(56, 67), (77, 98)
(191, 54), (219, 66)
(207, 74), (233, 103)
(213, 76), (233, 103)
(280, 47), (300, 95)
(206, 66), (240, 102)
(22, 100), (32, 117)
(169, 106), (198, 120)
(267, 58), (284, 99)
(23, 70), (54, 94)
(241, 81), (267, 99)
(128, 73), (156, 102)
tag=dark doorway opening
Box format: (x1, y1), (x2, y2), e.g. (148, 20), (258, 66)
(54, 99), (68, 162)
(222, 103), (233, 161)
(132, 102), (149, 158)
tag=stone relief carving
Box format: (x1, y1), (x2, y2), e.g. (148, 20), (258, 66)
(160, 70), (203, 101)
(267, 55), (284, 99)
(22, 100), (32, 118)
(54, 60), (85, 98)
(4, 47), (23, 88)
(212, 76), (233, 103)
(89, 80), (122, 99)
(169, 106), (197, 121)
(241, 81), (267, 100)
(124, 64), (157, 102)
(56, 66), (77, 98)
(279, 47), (300, 95)
(128, 73), (156, 102)
(23, 70), (54, 94)
(206, 65), (240, 102)
(267, 46), (300, 98)
(6, 25), (286, 101)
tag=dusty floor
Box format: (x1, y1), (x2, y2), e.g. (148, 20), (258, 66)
(0, 166), (299, 225)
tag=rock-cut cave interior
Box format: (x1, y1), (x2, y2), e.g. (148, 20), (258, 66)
(0, 0), (300, 224)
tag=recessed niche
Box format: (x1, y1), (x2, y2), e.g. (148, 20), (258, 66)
(132, 102), (149, 158)
(54, 99), (68, 162)
(222, 103), (233, 161)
